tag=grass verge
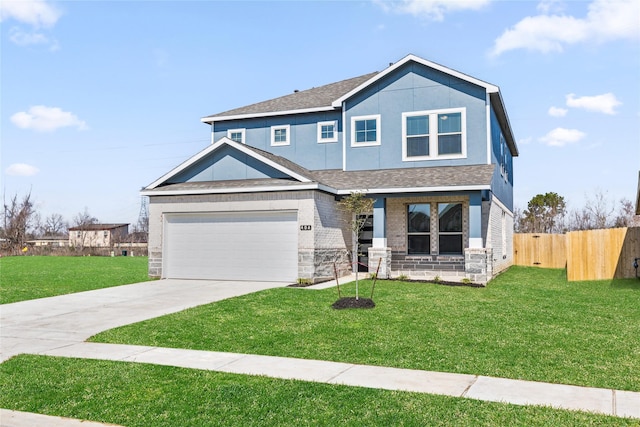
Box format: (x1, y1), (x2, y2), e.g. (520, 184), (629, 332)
(0, 256), (152, 304)
(92, 267), (640, 391)
(0, 355), (635, 426)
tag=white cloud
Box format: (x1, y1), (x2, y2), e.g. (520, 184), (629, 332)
(9, 26), (58, 50)
(518, 136), (533, 145)
(490, 0), (640, 56)
(548, 106), (568, 117)
(375, 0), (491, 21)
(566, 92), (621, 115)
(539, 127), (586, 147)
(6, 163), (40, 177)
(11, 105), (88, 132)
(536, 0), (564, 14)
(0, 0), (61, 28)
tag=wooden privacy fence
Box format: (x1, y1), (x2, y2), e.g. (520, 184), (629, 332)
(514, 227), (640, 281)
(514, 233), (567, 269)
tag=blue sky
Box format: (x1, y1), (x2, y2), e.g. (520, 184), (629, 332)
(2, 0), (639, 227)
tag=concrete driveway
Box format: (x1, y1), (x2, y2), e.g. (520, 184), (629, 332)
(2, 275), (639, 422)
(0, 279), (289, 363)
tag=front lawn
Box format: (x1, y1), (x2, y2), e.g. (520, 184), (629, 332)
(0, 355), (634, 426)
(0, 256), (153, 304)
(92, 267), (640, 391)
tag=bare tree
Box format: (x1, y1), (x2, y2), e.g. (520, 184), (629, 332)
(612, 198), (636, 228)
(584, 190), (614, 229)
(2, 192), (36, 253)
(73, 208), (98, 228)
(71, 208), (99, 250)
(40, 213), (68, 236)
(565, 191), (631, 230)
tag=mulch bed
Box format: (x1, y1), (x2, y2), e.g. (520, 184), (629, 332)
(331, 297), (375, 309)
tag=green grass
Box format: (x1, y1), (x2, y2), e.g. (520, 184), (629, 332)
(92, 267), (640, 391)
(0, 355), (635, 426)
(0, 256), (153, 304)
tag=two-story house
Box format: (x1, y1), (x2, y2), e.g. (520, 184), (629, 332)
(68, 224), (129, 249)
(142, 54), (518, 284)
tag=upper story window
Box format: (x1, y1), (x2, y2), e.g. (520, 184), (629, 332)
(317, 120), (338, 143)
(402, 108), (466, 161)
(227, 129), (245, 144)
(271, 125), (290, 146)
(351, 114), (380, 147)
(500, 134), (509, 181)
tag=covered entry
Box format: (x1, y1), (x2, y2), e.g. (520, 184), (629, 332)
(163, 211), (298, 282)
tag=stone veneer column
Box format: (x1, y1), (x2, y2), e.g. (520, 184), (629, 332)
(368, 247), (392, 279)
(464, 247), (493, 285)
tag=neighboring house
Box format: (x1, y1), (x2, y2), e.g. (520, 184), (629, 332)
(27, 236), (69, 247)
(68, 224), (129, 248)
(142, 54), (518, 284)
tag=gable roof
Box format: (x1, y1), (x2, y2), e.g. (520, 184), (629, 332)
(200, 54), (517, 156)
(144, 137), (315, 191)
(331, 54), (499, 107)
(143, 137), (495, 197)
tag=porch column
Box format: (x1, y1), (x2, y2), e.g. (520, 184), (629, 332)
(369, 197), (391, 278)
(465, 192), (492, 285)
(372, 198), (386, 247)
(469, 192), (483, 248)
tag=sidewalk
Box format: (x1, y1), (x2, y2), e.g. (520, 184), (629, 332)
(37, 341), (640, 419)
(2, 278), (639, 425)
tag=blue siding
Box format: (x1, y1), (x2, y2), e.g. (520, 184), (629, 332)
(213, 111), (343, 171)
(344, 63), (488, 171)
(489, 107), (514, 211)
(167, 145), (289, 183)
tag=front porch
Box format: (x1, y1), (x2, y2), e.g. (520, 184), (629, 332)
(362, 192), (501, 285)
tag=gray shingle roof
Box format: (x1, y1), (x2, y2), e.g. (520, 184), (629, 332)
(68, 223), (128, 231)
(149, 164), (495, 195)
(202, 72), (378, 121)
(309, 165), (495, 191)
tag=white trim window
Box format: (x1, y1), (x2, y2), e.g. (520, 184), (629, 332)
(227, 128), (246, 144)
(351, 114), (381, 147)
(271, 125), (290, 146)
(317, 120), (338, 143)
(500, 134), (509, 182)
(402, 108), (466, 161)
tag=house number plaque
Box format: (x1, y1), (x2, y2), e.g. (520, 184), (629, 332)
(300, 225), (312, 231)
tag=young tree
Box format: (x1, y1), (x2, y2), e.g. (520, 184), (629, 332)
(338, 192), (375, 300)
(2, 192), (36, 253)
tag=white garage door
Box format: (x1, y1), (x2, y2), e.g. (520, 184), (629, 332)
(164, 211), (298, 282)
